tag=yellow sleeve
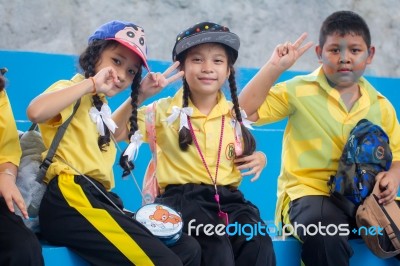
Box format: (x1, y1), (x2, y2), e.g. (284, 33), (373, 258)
(380, 98), (400, 161)
(0, 91), (22, 166)
(255, 82), (291, 125)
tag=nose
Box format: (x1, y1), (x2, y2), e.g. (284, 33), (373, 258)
(339, 50), (350, 64)
(201, 60), (213, 73)
(117, 70), (126, 84)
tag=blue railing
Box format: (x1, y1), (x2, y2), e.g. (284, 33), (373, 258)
(2, 50), (400, 265)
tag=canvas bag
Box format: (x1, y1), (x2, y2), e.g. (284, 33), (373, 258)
(15, 100), (80, 231)
(142, 102), (160, 205)
(356, 182), (400, 258)
(328, 119), (392, 217)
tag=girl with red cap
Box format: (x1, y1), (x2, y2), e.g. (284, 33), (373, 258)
(27, 20), (200, 266)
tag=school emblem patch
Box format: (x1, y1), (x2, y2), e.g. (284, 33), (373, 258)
(225, 143), (235, 160)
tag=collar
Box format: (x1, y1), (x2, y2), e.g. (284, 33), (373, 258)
(167, 88), (232, 119)
(298, 66), (385, 102)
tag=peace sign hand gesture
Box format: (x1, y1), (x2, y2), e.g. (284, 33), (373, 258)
(268, 32), (314, 72)
(139, 61), (184, 100)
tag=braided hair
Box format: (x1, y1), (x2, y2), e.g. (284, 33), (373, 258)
(118, 70), (142, 177)
(177, 45), (256, 156)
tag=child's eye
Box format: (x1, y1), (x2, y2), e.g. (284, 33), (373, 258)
(192, 58), (202, 63)
(128, 69), (136, 76)
(112, 58), (121, 65)
(214, 59), (224, 64)
(331, 49), (340, 54)
(351, 49), (361, 54)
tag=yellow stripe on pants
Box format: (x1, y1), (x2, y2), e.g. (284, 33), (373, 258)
(58, 174), (154, 266)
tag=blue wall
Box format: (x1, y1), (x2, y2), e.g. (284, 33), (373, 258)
(2, 50), (400, 222)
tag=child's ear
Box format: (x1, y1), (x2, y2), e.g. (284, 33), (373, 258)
(366, 46), (375, 64)
(315, 45), (323, 63)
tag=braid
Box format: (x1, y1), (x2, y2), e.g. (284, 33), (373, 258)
(228, 66), (256, 156)
(79, 40), (120, 151)
(178, 78), (192, 151)
(119, 68), (143, 177)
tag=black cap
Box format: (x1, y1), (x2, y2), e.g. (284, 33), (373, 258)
(172, 22), (240, 63)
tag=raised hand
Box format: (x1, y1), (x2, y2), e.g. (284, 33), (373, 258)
(269, 32), (313, 71)
(93, 66), (120, 94)
(139, 61), (184, 100)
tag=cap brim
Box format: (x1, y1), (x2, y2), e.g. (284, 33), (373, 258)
(108, 38), (150, 72)
(174, 31), (240, 60)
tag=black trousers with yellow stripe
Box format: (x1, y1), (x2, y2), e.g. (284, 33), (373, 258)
(0, 198), (44, 266)
(155, 184), (276, 266)
(39, 174), (201, 266)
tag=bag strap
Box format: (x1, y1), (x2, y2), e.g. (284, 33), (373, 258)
(37, 99), (81, 180)
(371, 184), (400, 250)
(145, 102), (157, 160)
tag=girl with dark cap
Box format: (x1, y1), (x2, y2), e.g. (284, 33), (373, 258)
(114, 21), (275, 266)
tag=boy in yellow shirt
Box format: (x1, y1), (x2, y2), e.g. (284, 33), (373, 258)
(239, 10), (400, 266)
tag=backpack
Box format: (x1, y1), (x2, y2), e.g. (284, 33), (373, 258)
(356, 182), (400, 258)
(15, 100), (80, 232)
(328, 119), (392, 217)
(142, 102), (160, 205)
(15, 124), (47, 232)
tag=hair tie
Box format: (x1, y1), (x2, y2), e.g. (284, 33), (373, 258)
(164, 106), (193, 131)
(89, 104), (118, 135)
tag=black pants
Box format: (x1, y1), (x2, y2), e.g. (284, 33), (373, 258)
(0, 198), (44, 266)
(288, 195), (356, 266)
(156, 183), (276, 266)
(39, 175), (201, 266)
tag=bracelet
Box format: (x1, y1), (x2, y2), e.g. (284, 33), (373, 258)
(0, 169), (16, 179)
(89, 77), (97, 94)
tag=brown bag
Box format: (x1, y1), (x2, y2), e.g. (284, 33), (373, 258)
(356, 182), (400, 258)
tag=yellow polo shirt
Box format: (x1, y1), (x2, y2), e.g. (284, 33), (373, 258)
(0, 90), (21, 166)
(138, 88), (242, 191)
(38, 74), (116, 190)
(255, 67), (400, 224)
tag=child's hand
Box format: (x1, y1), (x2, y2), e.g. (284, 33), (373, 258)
(0, 173), (28, 218)
(234, 151), (267, 182)
(139, 61), (184, 100)
(269, 32), (313, 72)
(375, 170), (399, 205)
(93, 66), (120, 94)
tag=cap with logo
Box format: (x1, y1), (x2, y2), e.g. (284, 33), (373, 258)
(88, 20), (150, 71)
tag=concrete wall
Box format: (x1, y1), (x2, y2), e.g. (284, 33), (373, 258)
(1, 0), (399, 77)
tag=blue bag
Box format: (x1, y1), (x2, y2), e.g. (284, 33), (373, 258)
(328, 119), (392, 217)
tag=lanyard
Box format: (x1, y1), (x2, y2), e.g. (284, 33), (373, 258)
(187, 116), (229, 225)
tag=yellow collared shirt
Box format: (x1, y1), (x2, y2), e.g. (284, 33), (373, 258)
(0, 90), (21, 166)
(138, 88), (242, 191)
(255, 67), (400, 224)
(39, 74), (116, 190)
